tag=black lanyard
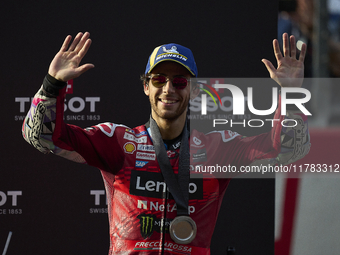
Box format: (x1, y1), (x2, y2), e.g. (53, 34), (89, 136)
(149, 117), (190, 216)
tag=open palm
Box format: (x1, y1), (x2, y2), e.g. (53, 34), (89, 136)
(48, 32), (94, 82)
(262, 33), (306, 87)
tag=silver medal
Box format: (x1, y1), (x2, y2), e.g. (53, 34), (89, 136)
(169, 216), (197, 244)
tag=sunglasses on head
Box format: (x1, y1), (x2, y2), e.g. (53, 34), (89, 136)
(147, 74), (190, 90)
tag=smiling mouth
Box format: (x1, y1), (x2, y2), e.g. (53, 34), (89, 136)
(159, 98), (178, 104)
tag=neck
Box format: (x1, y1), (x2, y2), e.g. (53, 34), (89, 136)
(151, 112), (186, 140)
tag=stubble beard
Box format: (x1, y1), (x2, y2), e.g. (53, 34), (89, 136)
(150, 97), (189, 121)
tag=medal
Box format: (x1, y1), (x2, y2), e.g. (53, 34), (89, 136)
(170, 216), (197, 244)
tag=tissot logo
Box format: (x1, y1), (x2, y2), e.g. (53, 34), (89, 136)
(90, 190), (107, 205)
(0, 191), (22, 206)
(0, 191), (23, 215)
(89, 190), (107, 214)
(129, 170), (203, 199)
(15, 97), (100, 113)
(14, 96), (101, 122)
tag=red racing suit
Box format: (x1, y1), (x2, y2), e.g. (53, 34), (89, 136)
(22, 84), (310, 254)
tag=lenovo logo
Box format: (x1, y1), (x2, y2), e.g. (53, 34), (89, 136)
(130, 170), (203, 199)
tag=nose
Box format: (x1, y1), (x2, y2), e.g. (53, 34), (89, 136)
(162, 79), (176, 93)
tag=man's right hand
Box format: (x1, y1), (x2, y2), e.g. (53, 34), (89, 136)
(48, 32), (94, 82)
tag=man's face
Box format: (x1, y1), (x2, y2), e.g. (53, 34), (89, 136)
(144, 61), (192, 121)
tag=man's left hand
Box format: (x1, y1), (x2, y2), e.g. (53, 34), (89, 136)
(262, 33), (307, 88)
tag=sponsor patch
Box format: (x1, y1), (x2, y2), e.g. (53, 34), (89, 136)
(137, 144), (155, 152)
(135, 131), (148, 137)
(137, 214), (157, 239)
(134, 240), (192, 253)
(123, 142), (136, 154)
(137, 200), (148, 209)
(135, 161), (148, 168)
(137, 200), (196, 215)
(125, 128), (135, 134)
(126, 129), (147, 137)
(191, 136), (205, 148)
(193, 137), (201, 146)
(124, 132), (147, 143)
(156, 53), (187, 62)
(136, 152), (156, 161)
(130, 170), (203, 199)
(171, 141), (181, 150)
(167, 150), (178, 159)
(192, 148), (207, 163)
(136, 213), (174, 239)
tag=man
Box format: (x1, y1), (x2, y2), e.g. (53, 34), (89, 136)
(22, 32), (310, 254)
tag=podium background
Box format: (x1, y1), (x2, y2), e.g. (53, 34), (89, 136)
(1, 1), (278, 254)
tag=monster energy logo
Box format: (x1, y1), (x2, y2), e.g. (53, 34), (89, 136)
(137, 214), (172, 239)
(137, 214), (156, 238)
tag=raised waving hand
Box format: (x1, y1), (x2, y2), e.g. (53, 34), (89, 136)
(48, 32), (94, 82)
(262, 33), (307, 88)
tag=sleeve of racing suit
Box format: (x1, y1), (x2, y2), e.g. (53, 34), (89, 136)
(274, 108), (310, 165)
(246, 94), (311, 167)
(22, 76), (124, 173)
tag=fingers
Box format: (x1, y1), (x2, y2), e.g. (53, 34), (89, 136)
(74, 32), (91, 53)
(60, 35), (72, 52)
(299, 42), (307, 62)
(68, 32), (84, 51)
(75, 63), (95, 78)
(277, 33), (307, 62)
(282, 33), (289, 57)
(290, 35), (296, 59)
(273, 39), (283, 62)
(282, 33), (296, 58)
(78, 38), (92, 59)
(60, 32), (92, 57)
(261, 59), (276, 77)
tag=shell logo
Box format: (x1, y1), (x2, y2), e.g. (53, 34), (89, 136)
(123, 142), (136, 154)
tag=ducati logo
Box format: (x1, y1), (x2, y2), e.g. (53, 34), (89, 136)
(193, 137), (201, 146)
(167, 150), (177, 158)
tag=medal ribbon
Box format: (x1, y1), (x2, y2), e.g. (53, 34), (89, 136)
(150, 116), (190, 216)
